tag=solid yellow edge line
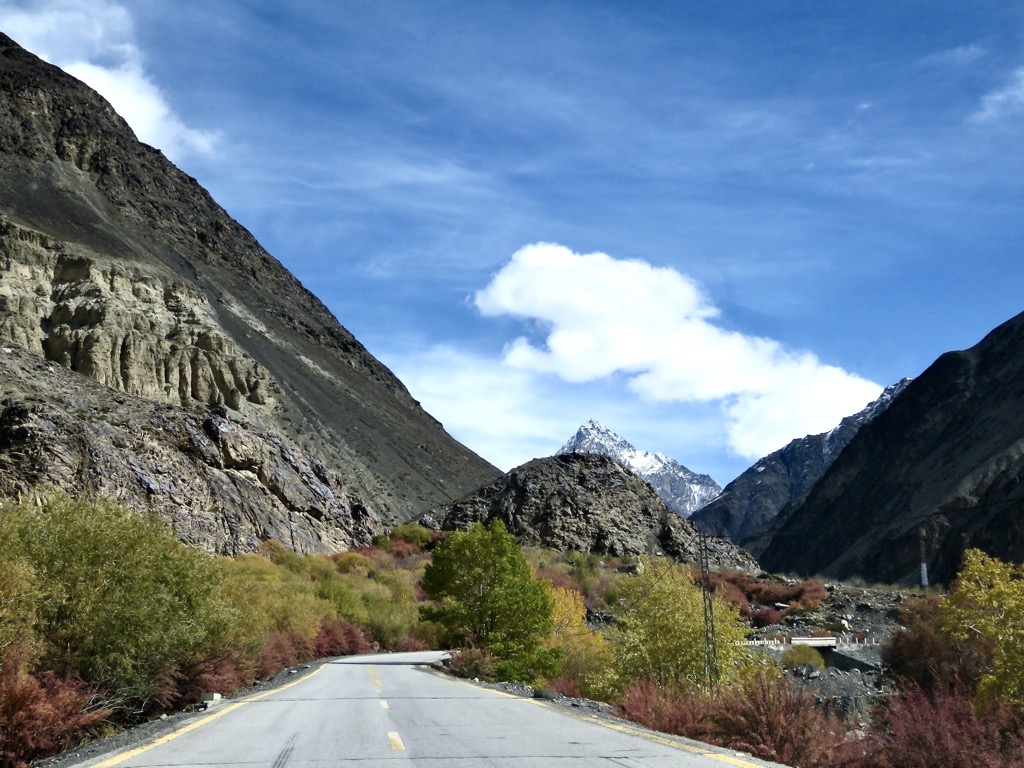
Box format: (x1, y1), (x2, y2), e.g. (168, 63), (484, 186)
(433, 670), (767, 768)
(91, 665), (326, 768)
(563, 712), (767, 768)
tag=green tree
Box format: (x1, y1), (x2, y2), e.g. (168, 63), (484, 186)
(940, 548), (1024, 705)
(421, 520), (559, 682)
(606, 558), (755, 693)
(0, 494), (230, 709)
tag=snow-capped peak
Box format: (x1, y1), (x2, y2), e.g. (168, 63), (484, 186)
(557, 421), (721, 517)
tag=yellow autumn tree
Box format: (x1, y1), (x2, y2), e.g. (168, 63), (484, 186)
(940, 548), (1024, 705)
(606, 557), (755, 694)
(547, 586), (612, 697)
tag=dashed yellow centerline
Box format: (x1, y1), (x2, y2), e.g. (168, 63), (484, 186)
(379, 700), (389, 709)
(388, 731), (405, 750)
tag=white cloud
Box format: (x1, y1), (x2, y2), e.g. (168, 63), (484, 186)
(385, 344), (576, 471)
(971, 67), (1024, 124)
(386, 343), (731, 476)
(0, 0), (220, 160)
(918, 44), (986, 68)
(475, 243), (881, 459)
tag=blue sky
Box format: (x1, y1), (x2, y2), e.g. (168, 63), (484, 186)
(2, 1), (1023, 484)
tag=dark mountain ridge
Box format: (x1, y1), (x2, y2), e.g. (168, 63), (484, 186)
(692, 380), (910, 546)
(0, 33), (499, 550)
(759, 310), (1024, 584)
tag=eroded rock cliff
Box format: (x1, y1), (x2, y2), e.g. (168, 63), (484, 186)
(0, 33), (499, 549)
(0, 344), (375, 553)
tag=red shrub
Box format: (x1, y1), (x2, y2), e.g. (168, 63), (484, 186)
(185, 655), (252, 700)
(707, 672), (849, 768)
(866, 684), (1024, 768)
(688, 570), (751, 617)
(797, 580), (829, 610)
(715, 582), (752, 617)
(546, 675), (583, 698)
(745, 580), (802, 606)
(257, 629), (314, 678)
(388, 539), (422, 559)
(447, 648), (497, 682)
(313, 620), (374, 658)
(751, 606), (784, 628)
(396, 636), (428, 653)
(617, 679), (711, 741)
(0, 647), (108, 767)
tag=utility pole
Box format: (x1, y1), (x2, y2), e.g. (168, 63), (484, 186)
(698, 531), (719, 691)
(919, 527), (929, 589)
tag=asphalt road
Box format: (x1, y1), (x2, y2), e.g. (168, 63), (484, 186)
(74, 652), (789, 768)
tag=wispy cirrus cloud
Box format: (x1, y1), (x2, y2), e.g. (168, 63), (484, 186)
(0, 0), (220, 160)
(971, 67), (1024, 124)
(917, 44), (987, 69)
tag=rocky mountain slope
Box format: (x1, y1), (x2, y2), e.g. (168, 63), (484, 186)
(423, 453), (757, 571)
(0, 344), (376, 553)
(557, 420), (721, 517)
(0, 33), (499, 551)
(759, 311), (1024, 584)
(692, 380), (910, 546)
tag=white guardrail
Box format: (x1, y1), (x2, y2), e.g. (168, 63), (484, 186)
(746, 634), (881, 648)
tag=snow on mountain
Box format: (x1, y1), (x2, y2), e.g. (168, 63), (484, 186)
(556, 420), (721, 517)
(691, 378), (913, 547)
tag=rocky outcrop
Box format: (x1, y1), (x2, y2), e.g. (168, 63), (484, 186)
(0, 343), (376, 553)
(0, 217), (275, 411)
(759, 311), (1024, 584)
(425, 453), (757, 571)
(692, 380), (910, 547)
(0, 33), (499, 547)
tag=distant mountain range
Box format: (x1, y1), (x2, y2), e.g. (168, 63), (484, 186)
(759, 311), (1024, 584)
(692, 379), (911, 548)
(557, 420), (722, 517)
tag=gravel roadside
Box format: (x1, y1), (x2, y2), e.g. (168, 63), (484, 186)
(32, 662), (327, 768)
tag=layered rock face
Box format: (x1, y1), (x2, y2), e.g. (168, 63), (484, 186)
(0, 345), (374, 553)
(0, 218), (275, 411)
(759, 311), (1024, 584)
(0, 33), (499, 551)
(692, 380), (910, 547)
(425, 453), (758, 571)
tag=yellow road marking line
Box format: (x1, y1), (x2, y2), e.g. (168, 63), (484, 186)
(569, 714), (766, 768)
(388, 731), (405, 750)
(380, 700), (389, 709)
(434, 670), (766, 768)
(370, 664), (382, 688)
(91, 666), (326, 768)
